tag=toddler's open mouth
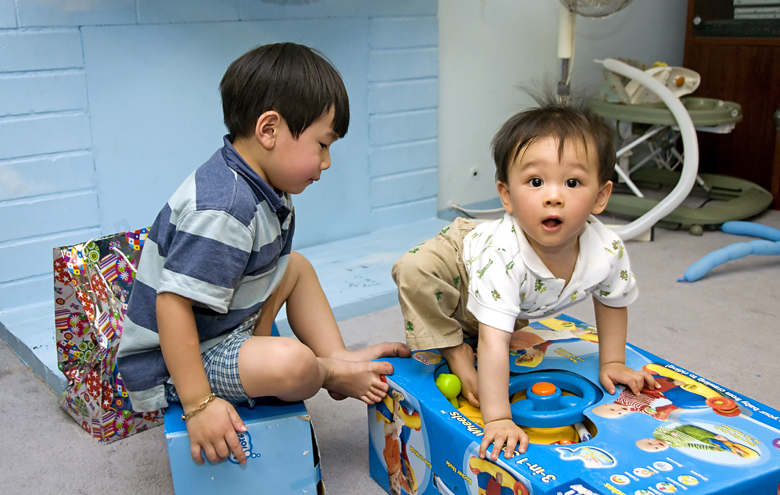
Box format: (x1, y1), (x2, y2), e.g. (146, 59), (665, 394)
(542, 217), (562, 229)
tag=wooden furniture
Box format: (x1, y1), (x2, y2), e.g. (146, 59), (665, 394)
(775, 113), (780, 205)
(683, 0), (780, 209)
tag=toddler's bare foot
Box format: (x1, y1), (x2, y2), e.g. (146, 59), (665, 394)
(320, 358), (393, 404)
(440, 343), (479, 407)
(337, 342), (412, 362)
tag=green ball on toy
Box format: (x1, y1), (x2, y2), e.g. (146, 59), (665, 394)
(435, 373), (462, 407)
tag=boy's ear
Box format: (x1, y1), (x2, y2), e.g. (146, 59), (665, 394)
(591, 180), (613, 215)
(497, 181), (514, 214)
(255, 111), (281, 150)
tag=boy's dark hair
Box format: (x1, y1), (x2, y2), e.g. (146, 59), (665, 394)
(492, 90), (616, 185)
(220, 42), (350, 141)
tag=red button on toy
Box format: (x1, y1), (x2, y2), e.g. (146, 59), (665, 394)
(706, 396), (741, 417)
(531, 382), (557, 396)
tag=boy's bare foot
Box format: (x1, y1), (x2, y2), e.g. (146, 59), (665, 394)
(338, 342), (412, 362)
(440, 343), (479, 407)
(320, 358), (393, 404)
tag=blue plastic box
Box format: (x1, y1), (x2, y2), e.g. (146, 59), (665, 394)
(165, 398), (322, 494)
(368, 315), (780, 494)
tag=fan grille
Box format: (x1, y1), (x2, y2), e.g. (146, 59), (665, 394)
(559, 0), (633, 18)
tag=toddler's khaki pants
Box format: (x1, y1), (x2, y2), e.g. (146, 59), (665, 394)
(391, 217), (482, 351)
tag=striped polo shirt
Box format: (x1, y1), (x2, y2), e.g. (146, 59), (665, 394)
(117, 136), (294, 412)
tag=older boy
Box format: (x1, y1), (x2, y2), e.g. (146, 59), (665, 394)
(392, 95), (658, 460)
(117, 43), (409, 465)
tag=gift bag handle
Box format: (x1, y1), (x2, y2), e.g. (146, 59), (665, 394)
(69, 237), (140, 318)
(111, 245), (138, 276)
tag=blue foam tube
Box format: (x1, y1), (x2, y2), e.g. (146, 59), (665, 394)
(680, 222), (780, 282)
(681, 240), (780, 282)
(720, 221), (780, 242)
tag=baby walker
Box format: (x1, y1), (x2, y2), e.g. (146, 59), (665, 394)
(591, 59), (773, 237)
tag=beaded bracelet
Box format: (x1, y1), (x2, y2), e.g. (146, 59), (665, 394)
(181, 393), (217, 421)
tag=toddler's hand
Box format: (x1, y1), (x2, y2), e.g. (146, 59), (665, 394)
(185, 397), (248, 465)
(479, 419), (528, 460)
(600, 362), (659, 395)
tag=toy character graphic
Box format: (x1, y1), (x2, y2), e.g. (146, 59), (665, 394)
(677, 475), (698, 486)
(565, 484), (595, 495)
(636, 423), (759, 459)
(383, 436), (402, 495)
(383, 398), (403, 495)
(486, 471), (510, 495)
(593, 365), (735, 422)
(511, 331), (552, 368)
(592, 384), (681, 421)
(650, 374), (718, 413)
(509, 325), (596, 368)
(468, 457), (530, 495)
(556, 446), (616, 468)
(376, 389), (420, 494)
(509, 330), (546, 351)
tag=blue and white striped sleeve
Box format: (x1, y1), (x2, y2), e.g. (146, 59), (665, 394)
(158, 208), (253, 313)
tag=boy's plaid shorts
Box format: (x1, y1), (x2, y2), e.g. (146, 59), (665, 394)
(165, 315), (259, 408)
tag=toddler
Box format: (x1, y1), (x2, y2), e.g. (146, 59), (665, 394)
(392, 94), (658, 460)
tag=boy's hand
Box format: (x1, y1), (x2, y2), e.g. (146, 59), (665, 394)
(479, 419), (528, 460)
(185, 398), (248, 465)
(600, 362), (659, 395)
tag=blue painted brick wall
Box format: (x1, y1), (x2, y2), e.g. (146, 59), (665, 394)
(0, 0), (438, 343)
(0, 114), (93, 158)
(369, 79), (438, 114)
(0, 0), (16, 28)
(369, 140), (437, 177)
(329, 0), (437, 18)
(0, 30), (83, 71)
(371, 170), (438, 208)
(368, 48), (438, 81)
(370, 17), (438, 48)
(138, 0), (240, 24)
(370, 110), (438, 146)
(368, 15), (438, 229)
(17, 0), (136, 27)
(0, 73), (88, 115)
(0, 191), (99, 243)
(0, 24), (97, 314)
(0, 153), (95, 201)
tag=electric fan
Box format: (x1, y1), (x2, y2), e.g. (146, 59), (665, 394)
(556, 0), (633, 99)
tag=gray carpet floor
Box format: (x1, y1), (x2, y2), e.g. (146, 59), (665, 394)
(2, 209), (779, 495)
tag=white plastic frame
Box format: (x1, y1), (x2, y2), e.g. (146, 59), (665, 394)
(599, 58), (700, 241)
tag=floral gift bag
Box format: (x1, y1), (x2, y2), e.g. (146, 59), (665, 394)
(53, 228), (163, 443)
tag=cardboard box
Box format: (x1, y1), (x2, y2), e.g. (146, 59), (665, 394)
(165, 399), (323, 494)
(368, 315), (780, 494)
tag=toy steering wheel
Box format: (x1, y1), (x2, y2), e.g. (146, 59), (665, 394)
(509, 371), (603, 428)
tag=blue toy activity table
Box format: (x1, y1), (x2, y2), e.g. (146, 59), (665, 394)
(368, 315), (780, 495)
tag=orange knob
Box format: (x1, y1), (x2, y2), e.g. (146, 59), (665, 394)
(531, 382), (557, 396)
